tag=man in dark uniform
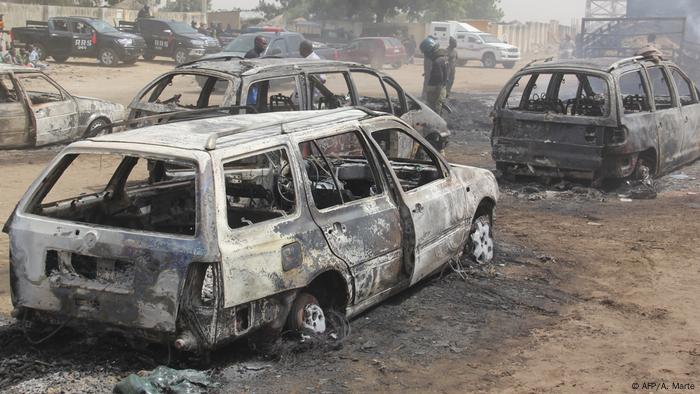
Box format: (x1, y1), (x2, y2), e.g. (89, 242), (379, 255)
(420, 36), (448, 115)
(245, 35), (268, 59)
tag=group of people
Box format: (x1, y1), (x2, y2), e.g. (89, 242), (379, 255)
(191, 20), (235, 39)
(1, 45), (47, 69)
(420, 35), (458, 116)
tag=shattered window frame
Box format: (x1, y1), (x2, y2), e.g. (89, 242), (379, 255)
(243, 74), (302, 113)
(219, 145), (301, 232)
(24, 149), (201, 238)
(503, 71), (610, 117)
(669, 67), (698, 107)
(135, 71), (238, 111)
(645, 66), (678, 110)
(618, 70), (652, 114)
(298, 129), (387, 212)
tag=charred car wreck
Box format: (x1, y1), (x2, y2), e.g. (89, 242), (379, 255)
(127, 57), (450, 150)
(4, 108), (498, 353)
(492, 56), (700, 183)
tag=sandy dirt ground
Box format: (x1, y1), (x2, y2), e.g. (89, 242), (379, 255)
(1, 58), (700, 393)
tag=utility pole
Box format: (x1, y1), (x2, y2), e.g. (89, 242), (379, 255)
(585, 0), (628, 18)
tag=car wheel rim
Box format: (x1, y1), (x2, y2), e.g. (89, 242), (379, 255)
(176, 51), (186, 64)
(89, 120), (107, 137)
(101, 51), (114, 65)
(470, 220), (493, 263)
(302, 304), (326, 334)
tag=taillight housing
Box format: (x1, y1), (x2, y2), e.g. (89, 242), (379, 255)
(91, 32), (97, 45)
(168, 32), (174, 46)
(604, 126), (628, 145)
(333, 49), (339, 61)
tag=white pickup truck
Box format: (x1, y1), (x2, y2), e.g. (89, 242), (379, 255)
(429, 21), (521, 69)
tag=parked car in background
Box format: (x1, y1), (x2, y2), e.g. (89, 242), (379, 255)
(0, 65), (125, 149)
(339, 37), (406, 69)
(118, 18), (221, 64)
(211, 32), (339, 60)
(127, 58), (450, 149)
(11, 17), (146, 66)
(429, 21), (520, 68)
(492, 56), (700, 184)
(4, 107), (498, 352)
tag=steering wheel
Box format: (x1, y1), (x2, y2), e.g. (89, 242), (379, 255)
(160, 94), (182, 105)
(276, 162), (296, 204)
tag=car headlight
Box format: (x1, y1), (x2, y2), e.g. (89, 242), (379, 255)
(190, 40), (205, 46)
(117, 38), (133, 46)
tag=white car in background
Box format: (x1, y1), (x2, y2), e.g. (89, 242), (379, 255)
(429, 21), (521, 69)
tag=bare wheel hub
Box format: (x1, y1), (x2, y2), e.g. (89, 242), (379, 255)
(302, 304), (326, 334)
(470, 219), (494, 263)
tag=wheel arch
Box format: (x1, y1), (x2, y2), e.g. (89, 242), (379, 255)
(474, 197), (496, 225)
(304, 269), (351, 312)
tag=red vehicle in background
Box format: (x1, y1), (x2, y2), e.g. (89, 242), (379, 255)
(340, 37), (406, 69)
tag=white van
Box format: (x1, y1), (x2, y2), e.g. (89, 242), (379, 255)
(429, 21), (521, 69)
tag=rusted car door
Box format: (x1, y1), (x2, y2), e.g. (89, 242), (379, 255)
(365, 120), (469, 285)
(668, 66), (700, 165)
(0, 73), (30, 148)
(295, 128), (407, 304)
(646, 65), (685, 173)
(16, 73), (79, 146)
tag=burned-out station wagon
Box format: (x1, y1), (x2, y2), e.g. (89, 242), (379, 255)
(127, 58), (451, 150)
(4, 108), (498, 352)
(491, 55), (700, 183)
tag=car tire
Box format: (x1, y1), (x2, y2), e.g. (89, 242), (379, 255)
(122, 57), (138, 65)
(98, 48), (119, 67)
(286, 292), (327, 335)
(84, 118), (111, 138)
(391, 61), (402, 69)
(174, 48), (188, 65)
(457, 58), (468, 67)
(52, 54), (69, 63)
(467, 214), (494, 264)
(142, 51), (156, 61)
(503, 61), (516, 69)
(370, 56), (383, 70)
(482, 53), (497, 68)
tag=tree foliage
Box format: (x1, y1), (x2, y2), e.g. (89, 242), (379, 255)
(256, 0), (503, 23)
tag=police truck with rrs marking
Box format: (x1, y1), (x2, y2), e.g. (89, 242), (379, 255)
(11, 17), (146, 66)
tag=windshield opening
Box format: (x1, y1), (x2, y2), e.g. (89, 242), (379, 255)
(224, 35), (258, 52)
(169, 21), (198, 34)
(90, 19), (118, 34)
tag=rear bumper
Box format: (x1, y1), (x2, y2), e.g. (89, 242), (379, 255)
(492, 138), (636, 179)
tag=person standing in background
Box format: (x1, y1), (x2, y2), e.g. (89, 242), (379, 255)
(420, 36), (448, 115)
(446, 36), (457, 98)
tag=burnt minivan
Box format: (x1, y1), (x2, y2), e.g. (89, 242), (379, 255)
(492, 56), (700, 183)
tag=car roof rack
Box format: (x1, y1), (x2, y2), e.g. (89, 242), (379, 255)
(178, 55), (245, 67)
(204, 106), (379, 150)
(90, 105), (257, 136)
(608, 56), (645, 72)
(522, 57), (554, 69)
